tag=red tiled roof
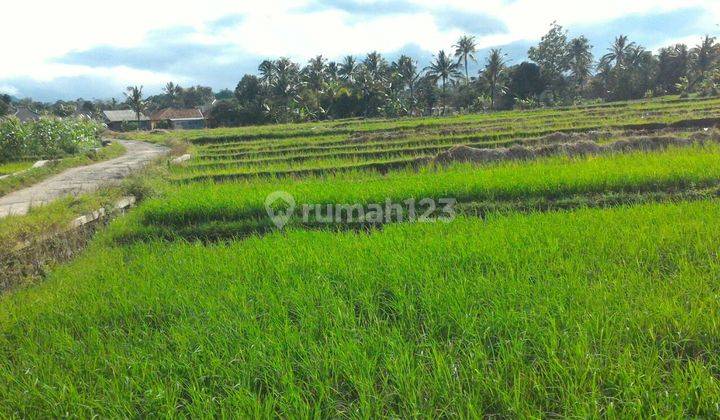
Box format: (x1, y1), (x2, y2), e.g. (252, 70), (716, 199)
(151, 108), (204, 120)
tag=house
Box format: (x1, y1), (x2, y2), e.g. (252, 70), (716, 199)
(12, 106), (41, 123)
(150, 108), (205, 130)
(102, 110), (150, 131)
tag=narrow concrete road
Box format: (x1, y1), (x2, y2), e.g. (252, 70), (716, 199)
(0, 140), (168, 218)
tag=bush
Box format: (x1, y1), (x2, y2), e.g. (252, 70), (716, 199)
(0, 117), (102, 162)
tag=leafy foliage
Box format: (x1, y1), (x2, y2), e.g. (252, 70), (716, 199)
(0, 117), (102, 161)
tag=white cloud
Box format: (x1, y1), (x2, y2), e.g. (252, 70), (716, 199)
(0, 85), (19, 96)
(2, 0), (719, 99)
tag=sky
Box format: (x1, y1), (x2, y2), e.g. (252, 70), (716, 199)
(2, 0), (719, 102)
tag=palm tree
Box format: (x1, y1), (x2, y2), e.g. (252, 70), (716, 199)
(326, 61), (339, 82)
(304, 55), (327, 91)
(425, 50), (462, 114)
(690, 35), (720, 88)
(453, 35), (477, 84)
(392, 55), (420, 112)
(163, 82), (181, 107)
(123, 86), (145, 131)
(600, 35), (636, 69)
(339, 56), (358, 83)
(364, 51), (388, 79)
(258, 60), (276, 87)
(482, 49), (507, 110)
(567, 36), (593, 88)
(354, 65), (387, 117)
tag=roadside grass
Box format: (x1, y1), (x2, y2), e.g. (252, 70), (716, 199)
(0, 165), (165, 252)
(1, 201), (719, 416)
(0, 142), (126, 197)
(0, 188), (127, 248)
(0, 161), (34, 176)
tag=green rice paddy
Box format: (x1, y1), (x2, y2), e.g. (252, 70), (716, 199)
(3, 96), (720, 416)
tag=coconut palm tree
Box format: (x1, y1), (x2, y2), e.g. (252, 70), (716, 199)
(339, 56), (358, 84)
(600, 35), (635, 69)
(453, 35), (478, 84)
(481, 49), (507, 110)
(425, 50), (462, 114)
(304, 55), (327, 91)
(690, 35), (720, 88)
(163, 82), (181, 106)
(363, 51), (388, 79)
(567, 36), (593, 88)
(258, 60), (276, 87)
(326, 61), (339, 82)
(123, 86), (145, 131)
(392, 55), (420, 112)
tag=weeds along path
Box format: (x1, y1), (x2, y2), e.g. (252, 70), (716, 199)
(0, 141), (168, 218)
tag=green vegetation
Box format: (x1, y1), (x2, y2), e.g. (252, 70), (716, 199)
(0, 117), (103, 162)
(2, 96), (720, 416)
(0, 161), (33, 175)
(0, 187), (128, 248)
(2, 201), (720, 416)
(110, 145), (720, 242)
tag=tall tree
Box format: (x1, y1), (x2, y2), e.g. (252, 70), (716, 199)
(425, 50), (462, 114)
(163, 82), (181, 107)
(123, 86), (145, 131)
(482, 49), (507, 110)
(326, 62), (339, 82)
(258, 60), (276, 87)
(690, 35), (720, 89)
(508, 62), (545, 101)
(339, 56), (358, 83)
(453, 35), (478, 84)
(304, 55), (327, 91)
(364, 51), (388, 79)
(657, 44), (689, 94)
(567, 36), (593, 90)
(392, 55), (420, 112)
(600, 35), (635, 69)
(528, 22), (570, 99)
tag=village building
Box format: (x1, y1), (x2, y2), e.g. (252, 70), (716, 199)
(150, 108), (206, 130)
(102, 110), (150, 131)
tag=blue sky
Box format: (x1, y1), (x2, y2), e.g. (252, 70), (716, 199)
(1, 0), (718, 101)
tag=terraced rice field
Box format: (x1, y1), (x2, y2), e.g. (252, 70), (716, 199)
(157, 96), (720, 182)
(2, 97), (720, 417)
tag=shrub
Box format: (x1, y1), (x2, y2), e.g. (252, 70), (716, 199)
(0, 117), (102, 162)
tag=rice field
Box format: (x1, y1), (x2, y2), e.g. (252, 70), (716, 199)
(3, 96), (720, 417)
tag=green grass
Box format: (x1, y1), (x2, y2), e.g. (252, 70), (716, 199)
(0, 161), (34, 176)
(1, 201), (720, 416)
(0, 188), (129, 249)
(0, 142), (126, 197)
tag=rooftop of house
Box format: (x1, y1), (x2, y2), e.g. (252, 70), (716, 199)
(151, 108), (204, 121)
(102, 110), (149, 122)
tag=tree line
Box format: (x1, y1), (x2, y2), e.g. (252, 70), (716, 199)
(206, 23), (720, 126)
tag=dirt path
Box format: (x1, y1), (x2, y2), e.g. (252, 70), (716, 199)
(0, 140), (168, 218)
